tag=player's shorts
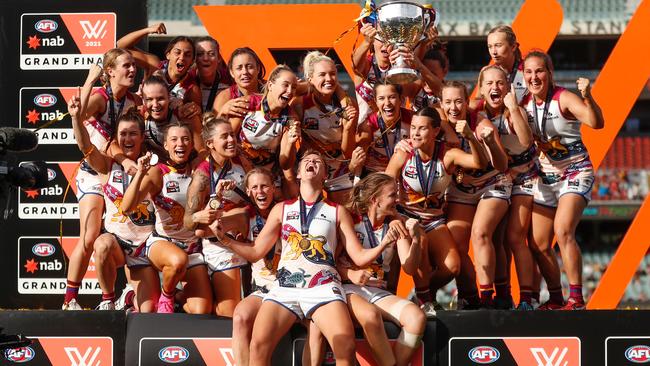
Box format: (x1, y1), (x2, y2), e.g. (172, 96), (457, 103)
(104, 232), (150, 268)
(263, 282), (346, 320)
(343, 283), (392, 304)
(202, 239), (247, 276)
(145, 233), (205, 269)
(511, 170), (537, 197)
(75, 162), (103, 200)
(534, 169), (594, 208)
(446, 174), (512, 206)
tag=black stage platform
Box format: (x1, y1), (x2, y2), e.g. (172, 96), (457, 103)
(2, 310), (650, 365)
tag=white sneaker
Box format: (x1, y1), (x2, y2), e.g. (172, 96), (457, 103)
(115, 283), (134, 311)
(61, 298), (82, 311)
(96, 300), (115, 310)
(420, 301), (440, 319)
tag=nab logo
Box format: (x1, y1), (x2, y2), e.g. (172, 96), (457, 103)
(80, 20), (107, 40)
(47, 168), (56, 181)
(626, 345), (650, 363)
(468, 346), (500, 364)
(35, 19), (58, 33)
(33, 93), (57, 107)
(32, 242), (56, 257)
(158, 346), (189, 363)
(4, 346), (35, 362)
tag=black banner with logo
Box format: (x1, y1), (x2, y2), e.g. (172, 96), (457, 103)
(0, 0), (146, 309)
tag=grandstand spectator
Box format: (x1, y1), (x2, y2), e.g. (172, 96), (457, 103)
(522, 50), (604, 310)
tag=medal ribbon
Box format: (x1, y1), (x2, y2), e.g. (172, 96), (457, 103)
(532, 87), (554, 142)
(377, 115), (401, 159)
(362, 214), (389, 264)
(414, 142), (441, 202)
(299, 194), (323, 236)
(106, 85), (126, 131)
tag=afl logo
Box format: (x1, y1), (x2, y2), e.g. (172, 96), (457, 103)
(625, 345), (650, 363)
(34, 19), (58, 33)
(32, 242), (55, 257)
(4, 346), (35, 362)
(468, 346), (500, 364)
(158, 346), (189, 363)
(47, 168), (56, 181)
(34, 94), (57, 107)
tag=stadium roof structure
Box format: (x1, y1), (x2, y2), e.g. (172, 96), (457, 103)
(147, 0), (638, 37)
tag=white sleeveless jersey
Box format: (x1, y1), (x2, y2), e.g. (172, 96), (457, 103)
(246, 207), (281, 291)
(352, 218), (396, 280)
(401, 147), (450, 221)
(478, 109), (537, 178)
(152, 164), (197, 249)
(412, 89), (440, 112)
(276, 199), (340, 289)
(85, 88), (138, 152)
(103, 162), (155, 249)
(452, 116), (501, 191)
(510, 66), (528, 104)
(365, 109), (413, 173)
(195, 158), (247, 211)
(239, 95), (286, 169)
(301, 95), (346, 178)
(522, 87), (590, 175)
(144, 109), (181, 151)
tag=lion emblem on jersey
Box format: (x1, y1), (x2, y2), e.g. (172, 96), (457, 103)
(537, 136), (569, 159)
(283, 231), (334, 265)
(113, 197), (154, 225)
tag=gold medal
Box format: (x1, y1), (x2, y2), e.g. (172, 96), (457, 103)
(208, 195), (220, 210)
(299, 238), (311, 250)
(455, 168), (464, 184)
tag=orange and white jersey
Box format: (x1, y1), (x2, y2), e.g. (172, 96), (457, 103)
(246, 206), (281, 291)
(239, 95), (288, 169)
(85, 87), (138, 151)
(103, 162), (155, 250)
(401, 146), (450, 222)
(276, 198), (340, 289)
(522, 86), (590, 178)
(152, 164), (197, 249)
(301, 94), (346, 178)
(195, 157), (247, 211)
(365, 108), (413, 173)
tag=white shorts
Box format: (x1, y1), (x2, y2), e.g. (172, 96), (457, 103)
(145, 233), (205, 269)
(534, 169), (594, 208)
(75, 163), (103, 200)
(343, 283), (392, 304)
(202, 239), (247, 275)
(446, 175), (512, 206)
(264, 282), (346, 320)
(511, 171), (537, 197)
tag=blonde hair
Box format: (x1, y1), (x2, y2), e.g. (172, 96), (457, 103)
(348, 173), (395, 216)
(244, 167), (275, 188)
(302, 51), (335, 80)
(201, 111), (230, 141)
(488, 25), (522, 63)
(262, 64), (295, 98)
(441, 80), (469, 102)
(101, 48), (132, 85)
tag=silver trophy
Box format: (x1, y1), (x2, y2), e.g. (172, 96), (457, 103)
(376, 1), (427, 84)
